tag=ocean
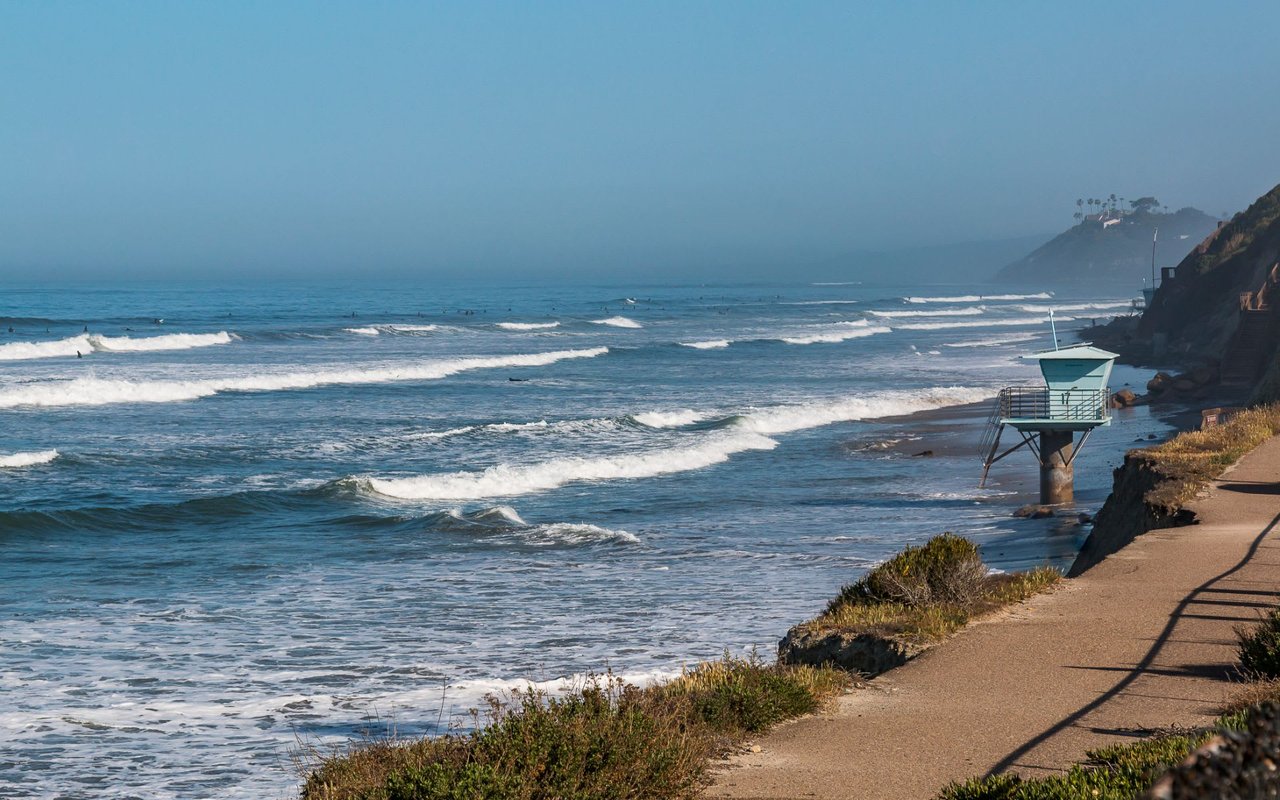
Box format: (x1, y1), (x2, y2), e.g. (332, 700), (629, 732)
(0, 280), (1170, 799)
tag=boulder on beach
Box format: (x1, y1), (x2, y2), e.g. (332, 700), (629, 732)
(1111, 389), (1138, 407)
(1013, 504), (1056, 519)
(1147, 372), (1174, 394)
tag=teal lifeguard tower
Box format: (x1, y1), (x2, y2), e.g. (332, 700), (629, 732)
(979, 343), (1118, 504)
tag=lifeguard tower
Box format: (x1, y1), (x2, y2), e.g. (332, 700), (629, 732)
(979, 343), (1118, 504)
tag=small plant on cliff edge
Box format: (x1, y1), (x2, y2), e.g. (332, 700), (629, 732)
(831, 532), (987, 609)
(1237, 607), (1280, 679)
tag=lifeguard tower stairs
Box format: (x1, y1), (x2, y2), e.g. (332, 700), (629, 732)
(979, 344), (1118, 505)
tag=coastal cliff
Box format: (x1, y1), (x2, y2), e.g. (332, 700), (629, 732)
(994, 206), (1218, 287)
(1067, 450), (1197, 576)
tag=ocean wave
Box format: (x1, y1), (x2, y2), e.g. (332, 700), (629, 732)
(90, 331), (237, 352)
(591, 316), (642, 329)
(942, 333), (1042, 348)
(779, 300), (862, 305)
(422, 506), (636, 544)
(0, 347), (609, 409)
(0, 331), (235, 360)
(345, 324), (440, 335)
(1014, 302), (1132, 313)
(904, 292), (1052, 304)
(631, 409), (708, 428)
(407, 418), (615, 441)
(679, 339), (731, 349)
(893, 316), (1072, 331)
(734, 386), (991, 435)
(497, 322), (560, 331)
(0, 449), (59, 468)
(867, 306), (986, 318)
(780, 320), (891, 345)
(362, 431), (780, 501)
(360, 386), (989, 502)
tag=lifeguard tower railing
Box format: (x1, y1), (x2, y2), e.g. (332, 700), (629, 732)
(994, 386), (1111, 425)
(978, 386), (1110, 486)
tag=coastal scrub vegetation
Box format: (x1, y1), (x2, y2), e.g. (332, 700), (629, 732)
(797, 533), (1061, 643)
(1140, 404), (1280, 509)
(300, 655), (850, 800)
(1236, 607), (1280, 680)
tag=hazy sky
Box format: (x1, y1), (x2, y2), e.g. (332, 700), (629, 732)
(3, 1), (1279, 280)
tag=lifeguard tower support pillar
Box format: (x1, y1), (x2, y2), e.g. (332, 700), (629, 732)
(979, 345), (1118, 505)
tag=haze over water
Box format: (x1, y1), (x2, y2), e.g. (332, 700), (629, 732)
(0, 280), (1170, 798)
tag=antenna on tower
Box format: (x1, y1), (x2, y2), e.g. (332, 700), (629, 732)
(1049, 309), (1059, 350)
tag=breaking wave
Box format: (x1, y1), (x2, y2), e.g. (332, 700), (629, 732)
(0, 331), (235, 360)
(497, 322), (560, 331)
(943, 332), (1042, 348)
(867, 306), (986, 318)
(358, 386), (989, 502)
(344, 324), (440, 335)
(362, 431), (780, 501)
(679, 339), (730, 349)
(893, 316), (1071, 331)
(904, 292), (1052, 304)
(631, 409), (708, 428)
(0, 449), (59, 468)
(0, 347), (609, 410)
(591, 316), (642, 329)
(1015, 302), (1132, 313)
(780, 320), (892, 345)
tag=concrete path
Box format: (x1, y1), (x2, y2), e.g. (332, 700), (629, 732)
(707, 435), (1280, 800)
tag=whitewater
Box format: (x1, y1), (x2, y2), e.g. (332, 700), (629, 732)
(0, 281), (1159, 800)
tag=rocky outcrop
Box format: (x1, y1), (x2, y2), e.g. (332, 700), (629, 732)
(1067, 451), (1198, 577)
(778, 627), (928, 677)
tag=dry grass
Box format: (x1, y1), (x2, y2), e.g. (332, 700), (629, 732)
(1143, 404), (1280, 508)
(798, 535), (1062, 644)
(1219, 679), (1280, 721)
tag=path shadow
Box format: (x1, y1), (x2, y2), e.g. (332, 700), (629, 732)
(985, 510), (1280, 777)
(1220, 482), (1280, 495)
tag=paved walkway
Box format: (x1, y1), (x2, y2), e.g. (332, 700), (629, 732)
(707, 435), (1280, 800)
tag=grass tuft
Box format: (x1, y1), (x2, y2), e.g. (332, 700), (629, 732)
(1141, 404), (1280, 509)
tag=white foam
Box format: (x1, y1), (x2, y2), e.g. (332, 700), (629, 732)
(0, 449), (58, 468)
(0, 331), (234, 360)
(0, 347), (609, 409)
(632, 409), (708, 428)
(365, 431), (779, 501)
(893, 316), (1072, 331)
(364, 386), (990, 502)
(346, 324), (440, 335)
(780, 300), (862, 305)
(735, 387), (992, 435)
(867, 306), (986, 318)
(497, 322), (560, 331)
(90, 331), (236, 352)
(780, 320), (891, 345)
(1015, 302), (1132, 313)
(904, 292), (1052, 304)
(591, 316), (642, 329)
(680, 339), (730, 349)
(943, 333), (1042, 348)
(524, 523), (639, 545)
(811, 281), (860, 286)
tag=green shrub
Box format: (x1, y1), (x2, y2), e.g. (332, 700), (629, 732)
(302, 658), (849, 800)
(938, 730), (1206, 800)
(830, 533), (986, 609)
(1237, 608), (1280, 679)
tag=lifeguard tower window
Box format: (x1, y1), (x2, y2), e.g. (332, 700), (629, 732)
(979, 344), (1118, 505)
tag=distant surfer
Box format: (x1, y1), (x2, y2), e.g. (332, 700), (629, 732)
(76, 351), (82, 358)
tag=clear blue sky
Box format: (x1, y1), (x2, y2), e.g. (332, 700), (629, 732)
(3, 1), (1278, 280)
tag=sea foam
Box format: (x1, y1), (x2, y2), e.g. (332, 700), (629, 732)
(0, 450), (59, 468)
(362, 386), (989, 502)
(0, 331), (235, 360)
(0, 347), (609, 409)
(893, 316), (1072, 331)
(904, 292), (1052, 303)
(497, 322), (560, 331)
(591, 316), (642, 328)
(867, 306), (986, 318)
(679, 339), (731, 349)
(780, 320), (892, 345)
